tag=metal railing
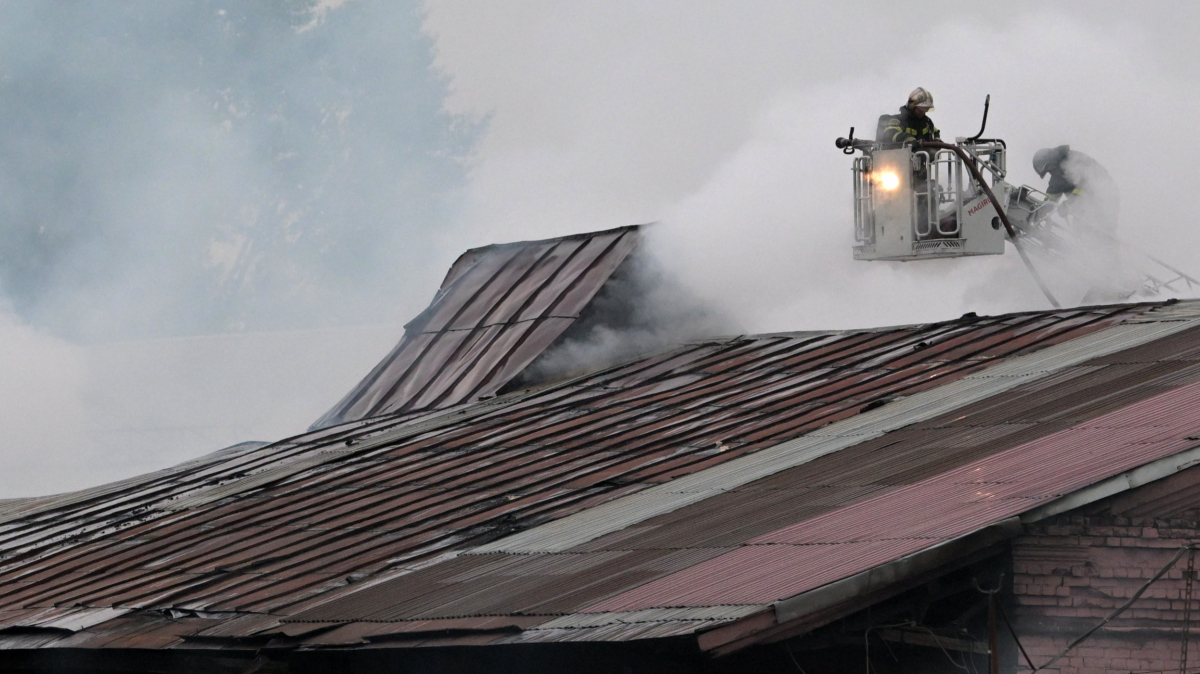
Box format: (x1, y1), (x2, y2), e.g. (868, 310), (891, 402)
(852, 155), (874, 244)
(849, 140), (1011, 245)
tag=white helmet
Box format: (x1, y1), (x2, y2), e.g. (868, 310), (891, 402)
(907, 87), (935, 111)
(1033, 145), (1070, 178)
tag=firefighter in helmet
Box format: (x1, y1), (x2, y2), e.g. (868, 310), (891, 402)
(877, 88), (947, 237)
(1033, 145), (1132, 304)
(876, 87), (941, 145)
(1032, 145), (1119, 234)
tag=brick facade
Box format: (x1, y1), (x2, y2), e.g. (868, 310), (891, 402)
(1009, 466), (1200, 674)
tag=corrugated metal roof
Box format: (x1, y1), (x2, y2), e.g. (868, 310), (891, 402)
(584, 376), (1200, 610)
(312, 225), (642, 428)
(280, 309), (1200, 640)
(0, 263), (1195, 654)
(474, 313), (1200, 554)
(529, 605), (765, 629)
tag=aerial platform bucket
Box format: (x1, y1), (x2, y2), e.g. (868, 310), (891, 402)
(850, 143), (1007, 262)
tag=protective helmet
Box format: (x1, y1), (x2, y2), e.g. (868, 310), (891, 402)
(907, 87), (935, 111)
(1032, 145), (1070, 178)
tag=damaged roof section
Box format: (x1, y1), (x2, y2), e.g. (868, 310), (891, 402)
(312, 225), (642, 429)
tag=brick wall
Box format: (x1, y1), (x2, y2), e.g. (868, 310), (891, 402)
(1009, 466), (1200, 674)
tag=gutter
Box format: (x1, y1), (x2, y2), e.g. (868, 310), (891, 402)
(1020, 443), (1200, 523)
(772, 518), (1022, 624)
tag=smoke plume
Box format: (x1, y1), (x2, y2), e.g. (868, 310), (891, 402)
(0, 0), (474, 496)
(426, 3), (1200, 334)
(511, 246), (741, 388)
(6, 1), (1200, 496)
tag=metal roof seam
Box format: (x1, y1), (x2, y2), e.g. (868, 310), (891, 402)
(0, 388), (1070, 582)
(136, 390), (569, 519)
(718, 414), (1199, 627)
(422, 232), (641, 410)
(364, 244), (540, 414)
(0, 438), (321, 533)
(419, 316), (589, 333)
(314, 228), (641, 425)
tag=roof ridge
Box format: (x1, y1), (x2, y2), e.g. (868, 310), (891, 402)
(460, 223), (646, 256)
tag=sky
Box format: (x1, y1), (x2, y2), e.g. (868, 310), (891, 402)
(1, 1), (1198, 497)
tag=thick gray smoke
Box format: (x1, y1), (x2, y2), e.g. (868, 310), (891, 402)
(6, 2), (1200, 496)
(1015, 147), (1148, 306)
(513, 246), (741, 387)
(0, 0), (475, 341)
(426, 2), (1200, 334)
(0, 1), (477, 496)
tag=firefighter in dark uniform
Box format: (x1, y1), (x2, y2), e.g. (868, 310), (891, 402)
(877, 88), (946, 237)
(876, 87), (940, 144)
(1033, 145), (1129, 304)
(1032, 145), (1119, 234)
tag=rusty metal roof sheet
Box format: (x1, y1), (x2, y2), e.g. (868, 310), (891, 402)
(282, 304), (1200, 637)
(312, 225), (642, 428)
(585, 376), (1200, 610)
(475, 311), (1200, 554)
(0, 274), (1196, 654)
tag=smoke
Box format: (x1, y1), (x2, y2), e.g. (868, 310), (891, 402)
(426, 2), (1200, 334)
(1020, 230), (1145, 308)
(1013, 149), (1147, 308)
(512, 247), (741, 388)
(639, 18), (1200, 331)
(0, 1), (475, 496)
(0, 311), (402, 497)
(0, 305), (91, 493)
(0, 0), (476, 340)
(5, 2), (1200, 495)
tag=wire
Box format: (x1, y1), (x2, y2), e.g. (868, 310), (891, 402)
(996, 599), (1037, 672)
(864, 621), (915, 674)
(783, 642), (808, 674)
(879, 631), (901, 663)
(907, 624), (971, 672)
(1036, 544), (1195, 672)
(962, 628), (982, 674)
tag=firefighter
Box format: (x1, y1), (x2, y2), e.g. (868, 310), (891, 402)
(877, 88), (945, 237)
(1034, 145), (1131, 303)
(876, 87), (941, 145)
(1032, 145), (1119, 234)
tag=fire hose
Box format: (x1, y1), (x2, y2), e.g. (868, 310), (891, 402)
(915, 141), (1061, 309)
